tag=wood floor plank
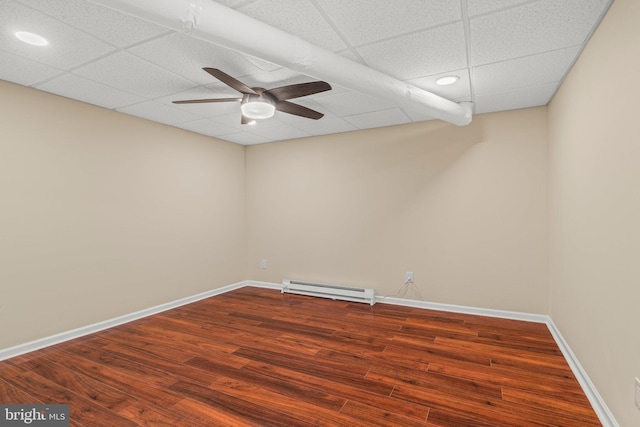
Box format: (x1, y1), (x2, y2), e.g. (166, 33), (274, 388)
(396, 381), (600, 427)
(383, 341), (493, 366)
(501, 386), (603, 422)
(218, 347), (395, 396)
(168, 397), (262, 426)
(16, 357), (133, 412)
(42, 348), (184, 408)
(339, 400), (428, 427)
(204, 375), (374, 427)
(98, 325), (247, 366)
(392, 384), (553, 427)
(0, 286), (601, 426)
(315, 347), (430, 372)
(117, 401), (204, 427)
(59, 342), (178, 387)
(0, 377), (43, 404)
(131, 322), (241, 355)
(0, 363), (137, 427)
(168, 380), (318, 427)
(427, 358), (593, 406)
(182, 355), (347, 412)
(365, 363), (503, 401)
(424, 408), (498, 427)
(242, 360), (432, 421)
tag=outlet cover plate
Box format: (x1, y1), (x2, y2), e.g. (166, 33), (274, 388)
(635, 377), (640, 411)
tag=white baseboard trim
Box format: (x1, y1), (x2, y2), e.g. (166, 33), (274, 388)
(245, 280), (284, 291)
(0, 280), (249, 361)
(0, 280), (618, 426)
(377, 295), (549, 324)
(546, 318), (619, 427)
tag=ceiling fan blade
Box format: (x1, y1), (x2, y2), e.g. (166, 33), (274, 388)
(265, 81), (331, 101)
(204, 68), (257, 95)
(172, 98), (242, 104)
(276, 100), (324, 120)
(241, 115), (255, 125)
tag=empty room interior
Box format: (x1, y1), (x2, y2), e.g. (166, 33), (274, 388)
(1, 0), (639, 425)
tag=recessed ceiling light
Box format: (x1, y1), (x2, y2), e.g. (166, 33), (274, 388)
(15, 31), (49, 46)
(436, 75), (459, 86)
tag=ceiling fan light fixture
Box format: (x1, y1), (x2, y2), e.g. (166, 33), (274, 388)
(436, 75), (459, 86)
(15, 31), (49, 46)
(241, 100), (276, 119)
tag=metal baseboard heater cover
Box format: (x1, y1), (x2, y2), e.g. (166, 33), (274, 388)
(282, 279), (375, 305)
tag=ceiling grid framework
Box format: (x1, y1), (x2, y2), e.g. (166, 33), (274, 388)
(0, 0), (613, 144)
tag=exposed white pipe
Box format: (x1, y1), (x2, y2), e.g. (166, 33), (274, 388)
(88, 0), (472, 126)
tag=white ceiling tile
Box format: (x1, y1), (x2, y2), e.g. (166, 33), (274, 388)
(117, 101), (202, 125)
(36, 73), (144, 109)
(0, 0), (115, 69)
(344, 108), (411, 130)
(275, 100), (358, 135)
(0, 49), (61, 86)
(16, 0), (168, 47)
(240, 53), (282, 72)
(474, 47), (581, 95)
(312, 90), (396, 117)
(242, 116), (290, 130)
(220, 132), (270, 146)
(174, 118), (239, 138)
(127, 33), (266, 85)
(182, 99), (242, 119)
(74, 51), (196, 98)
(407, 68), (471, 100)
(237, 0), (347, 52)
(466, 0), (534, 17)
(245, 121), (312, 141)
(289, 114), (358, 136)
(402, 109), (436, 122)
(315, 0), (461, 46)
(470, 0), (607, 66)
(212, 112), (254, 130)
(474, 83), (558, 114)
(357, 23), (467, 80)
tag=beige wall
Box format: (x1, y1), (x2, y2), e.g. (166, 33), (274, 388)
(1, 80), (549, 353)
(548, 0), (640, 425)
(246, 109), (548, 313)
(0, 81), (246, 350)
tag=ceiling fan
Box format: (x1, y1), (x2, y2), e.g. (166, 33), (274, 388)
(173, 68), (332, 124)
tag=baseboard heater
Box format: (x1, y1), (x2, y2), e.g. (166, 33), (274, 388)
(282, 279), (376, 305)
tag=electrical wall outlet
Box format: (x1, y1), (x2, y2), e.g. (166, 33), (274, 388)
(260, 259), (267, 269)
(405, 271), (414, 283)
(635, 377), (640, 411)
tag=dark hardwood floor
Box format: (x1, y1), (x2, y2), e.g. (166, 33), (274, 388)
(0, 286), (601, 426)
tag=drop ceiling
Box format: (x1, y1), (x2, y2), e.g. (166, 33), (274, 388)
(1, 0), (613, 145)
